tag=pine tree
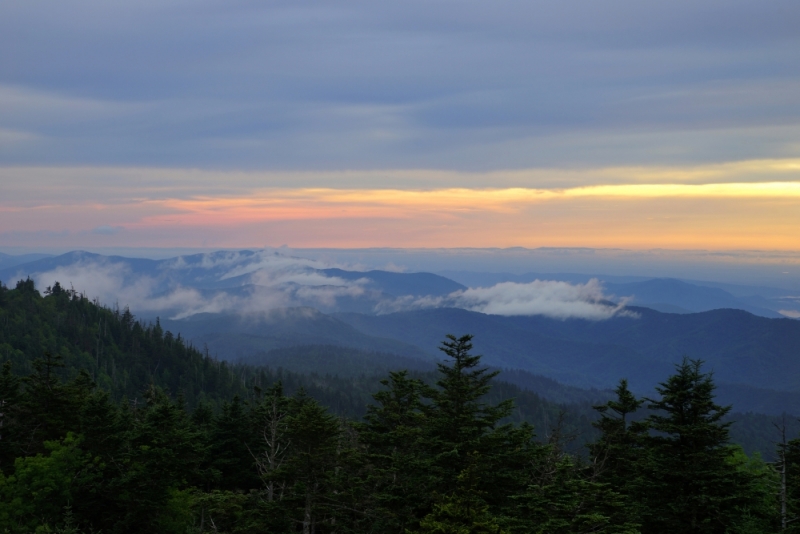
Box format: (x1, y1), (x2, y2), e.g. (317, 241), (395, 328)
(425, 334), (511, 491)
(415, 462), (509, 534)
(209, 395), (258, 491)
(589, 378), (646, 517)
(19, 352), (91, 453)
(0, 361), (21, 473)
(783, 435), (800, 532)
(426, 335), (534, 515)
(112, 386), (204, 534)
(511, 453), (639, 534)
(251, 382), (292, 502)
(283, 390), (342, 534)
(359, 370), (435, 531)
(71, 389), (127, 532)
(429, 334), (510, 448)
(639, 358), (755, 533)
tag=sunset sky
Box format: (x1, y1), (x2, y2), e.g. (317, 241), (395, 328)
(2, 1), (800, 252)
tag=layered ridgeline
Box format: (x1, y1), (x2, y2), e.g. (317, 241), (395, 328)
(5, 249), (800, 416)
(0, 278), (600, 429)
(333, 306), (800, 414)
(4, 249), (798, 320)
(2, 279), (800, 532)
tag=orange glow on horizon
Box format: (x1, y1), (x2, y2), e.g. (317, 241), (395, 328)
(101, 182), (800, 250)
(143, 181), (800, 225)
(2, 162), (800, 250)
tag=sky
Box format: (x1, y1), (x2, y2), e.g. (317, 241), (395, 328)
(2, 0), (800, 253)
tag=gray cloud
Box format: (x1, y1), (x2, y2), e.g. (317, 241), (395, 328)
(1, 0), (798, 170)
(92, 226), (124, 235)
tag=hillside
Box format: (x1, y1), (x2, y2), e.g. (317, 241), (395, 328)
(0, 279), (601, 443)
(2, 278), (797, 460)
(335, 306), (800, 404)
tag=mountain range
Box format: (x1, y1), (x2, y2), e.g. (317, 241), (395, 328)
(2, 249), (800, 415)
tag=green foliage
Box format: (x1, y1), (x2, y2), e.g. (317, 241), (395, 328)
(0, 279), (255, 408)
(0, 360), (22, 473)
(588, 359), (775, 534)
(511, 454), (639, 534)
(209, 396), (258, 491)
(636, 358), (756, 533)
(0, 280), (791, 533)
(415, 468), (508, 534)
(0, 434), (85, 533)
(724, 447), (778, 534)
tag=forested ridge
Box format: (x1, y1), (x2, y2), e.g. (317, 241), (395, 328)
(1, 280), (800, 532)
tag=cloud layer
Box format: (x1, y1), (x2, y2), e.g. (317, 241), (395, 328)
(1, 1), (799, 169)
(378, 279), (630, 320)
(27, 252), (372, 319)
(21, 251), (629, 321)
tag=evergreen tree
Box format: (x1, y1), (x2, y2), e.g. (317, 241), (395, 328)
(511, 454), (639, 534)
(428, 334), (510, 450)
(783, 435), (800, 531)
(19, 352), (92, 454)
(415, 463), (508, 534)
(283, 390), (342, 534)
(0, 361), (21, 473)
(639, 358), (757, 533)
(426, 335), (536, 518)
(209, 395), (258, 491)
(359, 370), (435, 531)
(360, 335), (543, 532)
(112, 386), (204, 533)
(71, 389), (126, 530)
(426, 335), (511, 488)
(589, 379), (646, 519)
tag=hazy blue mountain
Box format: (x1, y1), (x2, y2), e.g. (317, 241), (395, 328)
(0, 250), (161, 286)
(239, 344), (436, 376)
(320, 268), (465, 296)
(715, 383), (800, 416)
(0, 250), (468, 316)
(438, 270), (650, 288)
(6, 249), (800, 415)
(334, 307), (800, 401)
(159, 307), (432, 362)
(439, 270), (796, 319)
(4, 250), (795, 319)
(335, 307), (672, 389)
(0, 252), (53, 272)
(166, 304), (800, 414)
(604, 278), (785, 318)
(239, 344), (613, 405)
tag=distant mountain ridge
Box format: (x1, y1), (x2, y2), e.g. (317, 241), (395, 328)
(0, 252), (53, 270)
(159, 306), (432, 362)
(603, 278), (785, 318)
(155, 301), (800, 414)
(2, 250), (797, 319)
(440, 270), (797, 319)
(4, 249), (800, 415)
(0, 250), (466, 316)
(334, 306), (800, 400)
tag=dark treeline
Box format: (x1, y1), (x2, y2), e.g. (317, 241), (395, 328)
(0, 279), (595, 445)
(0, 278), (791, 457)
(0, 333), (791, 533)
(1, 280), (800, 532)
(0, 278), (403, 417)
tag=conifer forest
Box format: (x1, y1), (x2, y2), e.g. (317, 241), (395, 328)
(1, 279), (799, 534)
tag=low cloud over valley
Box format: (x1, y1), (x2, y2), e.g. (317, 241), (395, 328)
(8, 250), (630, 321)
